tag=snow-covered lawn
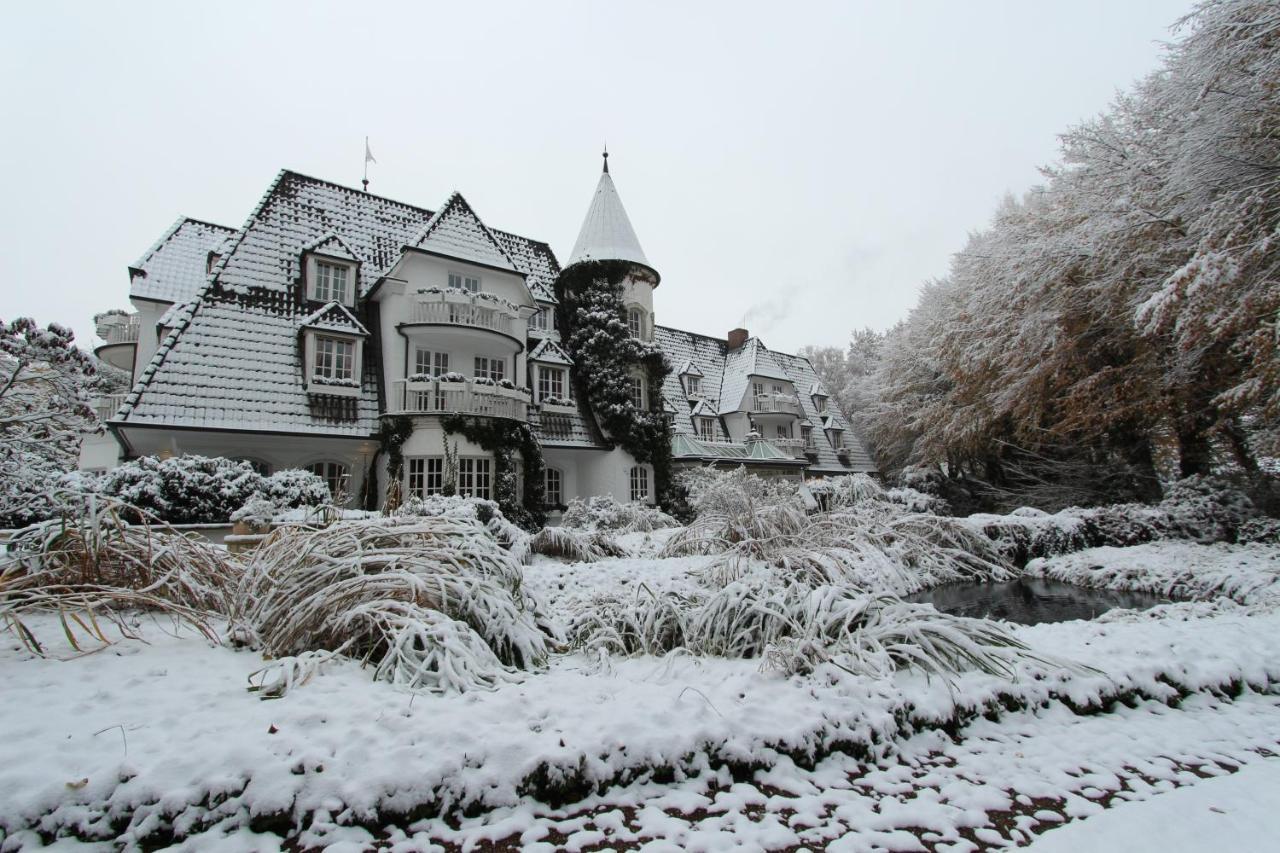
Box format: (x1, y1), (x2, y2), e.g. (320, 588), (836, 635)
(3, 536), (1280, 849)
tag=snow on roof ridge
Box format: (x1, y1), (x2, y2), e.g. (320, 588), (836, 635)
(410, 191), (522, 273)
(299, 300), (370, 336)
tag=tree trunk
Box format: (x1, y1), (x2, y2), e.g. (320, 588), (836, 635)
(1221, 418), (1259, 475)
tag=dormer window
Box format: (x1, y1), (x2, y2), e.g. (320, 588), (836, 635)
(537, 366), (566, 402)
(686, 375), (701, 397)
(529, 308), (554, 331)
(449, 271), (480, 293)
(314, 336), (354, 381)
(314, 261), (350, 303)
(697, 417), (715, 441)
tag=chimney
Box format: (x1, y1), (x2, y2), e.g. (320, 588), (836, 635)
(727, 328), (749, 350)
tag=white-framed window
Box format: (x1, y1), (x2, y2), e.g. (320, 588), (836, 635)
(772, 383), (784, 395)
(474, 356), (505, 381)
(802, 426), (814, 446)
(407, 457), (444, 498)
(529, 308), (553, 331)
(314, 261), (350, 303)
(448, 271), (480, 293)
(414, 349), (449, 377)
(814, 396), (827, 413)
(686, 375), (701, 396)
(629, 466), (649, 503)
(544, 467), (562, 507)
(776, 424), (789, 439)
(458, 458), (491, 499)
(752, 381), (764, 397)
(627, 307), (643, 339)
(538, 366), (565, 401)
(314, 335), (355, 381)
(307, 461), (349, 501)
(697, 418), (715, 441)
(628, 375), (645, 409)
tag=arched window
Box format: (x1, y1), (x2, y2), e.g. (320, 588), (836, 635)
(544, 467), (563, 507)
(307, 461), (350, 502)
(629, 466), (649, 503)
(627, 307), (643, 339)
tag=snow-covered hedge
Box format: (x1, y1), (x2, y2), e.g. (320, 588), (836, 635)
(88, 456), (330, 524)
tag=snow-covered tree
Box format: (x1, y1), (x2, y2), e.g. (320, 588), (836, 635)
(0, 318), (98, 527)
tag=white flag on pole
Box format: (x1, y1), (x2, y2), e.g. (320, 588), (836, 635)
(365, 138), (376, 165)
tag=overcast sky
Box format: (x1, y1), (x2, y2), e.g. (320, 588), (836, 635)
(2, 0), (1195, 355)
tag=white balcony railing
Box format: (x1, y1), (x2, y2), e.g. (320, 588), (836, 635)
(95, 313), (140, 345)
(93, 392), (130, 422)
(390, 378), (528, 422)
(770, 437), (809, 459)
(752, 393), (803, 415)
(409, 295), (522, 339)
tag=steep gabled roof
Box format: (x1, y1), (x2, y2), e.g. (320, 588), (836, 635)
(410, 192), (521, 273)
(653, 325), (876, 474)
(119, 170), (561, 438)
(718, 338), (791, 415)
(129, 217), (236, 304)
(567, 167), (652, 273)
(304, 233), (362, 263)
(529, 337), (574, 365)
(299, 301), (370, 336)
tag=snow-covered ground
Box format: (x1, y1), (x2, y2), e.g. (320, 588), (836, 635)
(2, 539), (1279, 850)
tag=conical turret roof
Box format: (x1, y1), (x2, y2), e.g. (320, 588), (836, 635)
(567, 156), (654, 276)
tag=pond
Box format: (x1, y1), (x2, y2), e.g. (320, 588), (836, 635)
(902, 577), (1174, 625)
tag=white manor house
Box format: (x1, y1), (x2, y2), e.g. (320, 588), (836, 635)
(83, 157), (875, 515)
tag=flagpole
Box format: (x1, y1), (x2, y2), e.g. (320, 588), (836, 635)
(362, 136), (369, 192)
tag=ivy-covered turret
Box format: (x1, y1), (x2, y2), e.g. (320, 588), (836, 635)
(555, 150), (675, 510)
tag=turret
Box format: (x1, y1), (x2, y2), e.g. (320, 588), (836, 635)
(567, 149), (659, 341)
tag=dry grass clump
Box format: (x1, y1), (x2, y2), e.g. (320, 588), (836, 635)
(560, 495), (680, 533)
(236, 516), (555, 695)
(1, 495), (235, 655)
(568, 575), (1044, 681)
(528, 526), (628, 562)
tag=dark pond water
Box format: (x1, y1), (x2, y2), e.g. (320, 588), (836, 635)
(903, 577), (1174, 625)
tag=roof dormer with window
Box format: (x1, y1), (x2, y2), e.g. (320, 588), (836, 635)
(299, 301), (368, 397)
(302, 235), (362, 308)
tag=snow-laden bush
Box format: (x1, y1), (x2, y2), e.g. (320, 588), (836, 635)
(236, 516), (555, 695)
(527, 526), (627, 562)
(1156, 475), (1258, 542)
(393, 494), (533, 561)
(559, 494), (679, 533)
(1, 493), (236, 654)
(90, 456), (331, 524)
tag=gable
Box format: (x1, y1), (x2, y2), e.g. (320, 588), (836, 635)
(299, 301), (369, 337)
(411, 193), (520, 273)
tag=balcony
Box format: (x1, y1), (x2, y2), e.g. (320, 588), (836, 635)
(93, 312), (141, 372)
(752, 393), (803, 416)
(407, 292), (523, 342)
(770, 437), (809, 459)
(93, 392), (130, 422)
(390, 378), (529, 422)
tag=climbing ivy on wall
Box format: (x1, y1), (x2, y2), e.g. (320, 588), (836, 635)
(370, 415), (414, 511)
(554, 260), (676, 510)
(441, 414), (547, 530)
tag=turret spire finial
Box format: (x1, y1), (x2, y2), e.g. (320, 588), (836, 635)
(602, 143), (609, 174)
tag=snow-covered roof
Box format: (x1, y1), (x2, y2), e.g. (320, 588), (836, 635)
(299, 301), (370, 337)
(718, 338), (792, 416)
(528, 338), (573, 366)
(119, 170), (560, 438)
(567, 168), (653, 274)
(678, 360), (704, 378)
(129, 217), (236, 304)
(410, 192), (522, 274)
(653, 326), (876, 474)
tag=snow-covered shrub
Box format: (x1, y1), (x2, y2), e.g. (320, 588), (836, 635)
(560, 494), (679, 533)
(808, 474), (885, 508)
(527, 526), (627, 562)
(394, 494), (533, 561)
(885, 486), (951, 515)
(1238, 517), (1280, 544)
(90, 456), (330, 525)
(237, 516), (554, 695)
(229, 496), (278, 527)
(1155, 475), (1257, 542)
(1, 494), (236, 654)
